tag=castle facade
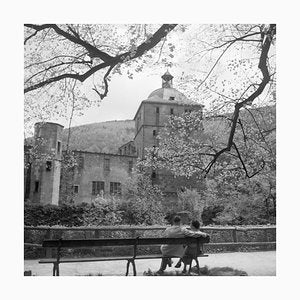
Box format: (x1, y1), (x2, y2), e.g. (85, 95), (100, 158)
(24, 72), (204, 205)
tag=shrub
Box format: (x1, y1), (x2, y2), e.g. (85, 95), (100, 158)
(81, 197), (123, 226)
(121, 172), (165, 225)
(201, 205), (224, 226)
(24, 203), (86, 226)
(177, 189), (205, 219)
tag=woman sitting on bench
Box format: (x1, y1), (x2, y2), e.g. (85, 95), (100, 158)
(175, 220), (203, 273)
(157, 216), (208, 274)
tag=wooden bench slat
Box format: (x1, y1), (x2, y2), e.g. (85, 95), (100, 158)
(42, 236), (210, 248)
(39, 254), (209, 264)
(39, 256), (134, 264)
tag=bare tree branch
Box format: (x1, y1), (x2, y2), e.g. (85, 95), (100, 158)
(25, 24), (113, 62)
(232, 142), (265, 178)
(202, 24), (276, 177)
(92, 64), (115, 100)
(24, 24), (177, 94)
(24, 30), (38, 45)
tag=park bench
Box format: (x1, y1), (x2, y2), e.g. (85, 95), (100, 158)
(39, 236), (210, 276)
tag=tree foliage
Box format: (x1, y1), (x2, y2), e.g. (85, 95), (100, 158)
(24, 24), (177, 132)
(121, 172), (165, 225)
(24, 24), (177, 94)
(25, 24), (276, 177)
(24, 24), (276, 225)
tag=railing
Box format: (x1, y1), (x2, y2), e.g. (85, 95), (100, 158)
(24, 225), (276, 257)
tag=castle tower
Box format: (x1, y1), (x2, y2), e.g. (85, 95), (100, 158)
(29, 122), (64, 205)
(133, 72), (204, 194)
(133, 71), (202, 159)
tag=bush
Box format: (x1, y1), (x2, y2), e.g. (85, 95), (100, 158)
(24, 176), (166, 227)
(201, 205), (224, 226)
(81, 197), (123, 226)
(24, 203), (86, 227)
(177, 189), (205, 219)
(121, 172), (165, 225)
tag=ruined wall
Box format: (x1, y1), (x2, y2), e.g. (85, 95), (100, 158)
(29, 122), (63, 205)
(60, 151), (137, 204)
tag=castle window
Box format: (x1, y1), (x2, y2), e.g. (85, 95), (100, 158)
(73, 185), (79, 194)
(110, 182), (121, 195)
(78, 156), (84, 168)
(104, 158), (110, 171)
(92, 181), (105, 195)
(57, 141), (61, 154)
(128, 161), (133, 173)
(169, 96), (175, 101)
(170, 108), (174, 115)
(156, 107), (160, 124)
(153, 130), (156, 136)
(46, 161), (52, 171)
(34, 181), (39, 193)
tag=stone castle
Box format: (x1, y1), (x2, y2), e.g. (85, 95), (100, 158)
(24, 72), (204, 205)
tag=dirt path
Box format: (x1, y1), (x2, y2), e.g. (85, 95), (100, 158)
(24, 251), (276, 276)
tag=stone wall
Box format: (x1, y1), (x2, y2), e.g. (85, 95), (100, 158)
(60, 151), (137, 204)
(29, 122), (63, 205)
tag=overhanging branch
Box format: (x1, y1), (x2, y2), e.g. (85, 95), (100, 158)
(202, 24), (275, 177)
(24, 24), (177, 94)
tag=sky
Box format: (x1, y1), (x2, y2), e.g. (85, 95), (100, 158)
(69, 72), (164, 127)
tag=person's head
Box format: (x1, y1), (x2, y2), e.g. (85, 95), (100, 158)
(173, 215), (181, 225)
(191, 220), (200, 230)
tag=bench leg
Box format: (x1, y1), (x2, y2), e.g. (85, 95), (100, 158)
(125, 259), (137, 276)
(195, 258), (200, 275)
(53, 263), (60, 276)
(188, 262), (192, 274)
(187, 258), (200, 275)
(125, 260), (130, 276)
(132, 260), (137, 276)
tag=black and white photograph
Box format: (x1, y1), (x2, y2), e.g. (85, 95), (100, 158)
(2, 1), (300, 298)
(23, 22), (276, 277)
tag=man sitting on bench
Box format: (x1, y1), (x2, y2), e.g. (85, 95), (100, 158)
(157, 216), (208, 274)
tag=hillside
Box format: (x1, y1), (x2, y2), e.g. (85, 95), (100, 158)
(62, 120), (135, 153)
(26, 105), (275, 154)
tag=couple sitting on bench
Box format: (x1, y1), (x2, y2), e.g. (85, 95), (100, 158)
(157, 216), (209, 274)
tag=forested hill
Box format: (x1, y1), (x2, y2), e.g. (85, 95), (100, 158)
(62, 120), (135, 153)
(26, 105), (275, 154)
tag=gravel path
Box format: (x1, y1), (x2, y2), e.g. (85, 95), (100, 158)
(24, 251), (276, 276)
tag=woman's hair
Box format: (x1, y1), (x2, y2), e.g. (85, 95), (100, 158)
(191, 220), (200, 229)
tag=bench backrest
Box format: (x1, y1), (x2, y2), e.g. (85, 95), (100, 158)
(42, 236), (210, 248)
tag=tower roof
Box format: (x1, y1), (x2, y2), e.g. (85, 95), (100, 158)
(133, 72), (203, 120)
(161, 70), (174, 82)
(146, 71), (198, 105)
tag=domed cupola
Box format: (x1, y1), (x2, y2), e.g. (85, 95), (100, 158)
(147, 71), (194, 104)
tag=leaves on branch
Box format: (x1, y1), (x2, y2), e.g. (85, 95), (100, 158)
(24, 24), (177, 94)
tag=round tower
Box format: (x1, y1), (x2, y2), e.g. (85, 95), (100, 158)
(30, 122), (64, 205)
